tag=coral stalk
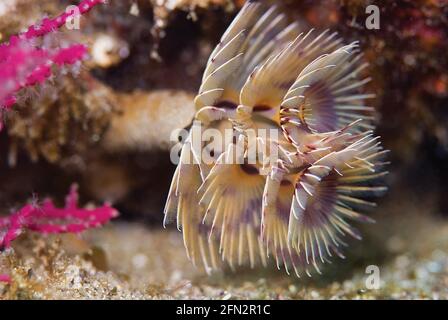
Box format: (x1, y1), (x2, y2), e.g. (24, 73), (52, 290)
(0, 0), (105, 111)
(0, 185), (118, 251)
(20, 0), (106, 40)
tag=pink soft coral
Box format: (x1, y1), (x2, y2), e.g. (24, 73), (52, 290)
(0, 184), (118, 251)
(0, 0), (113, 284)
(0, 0), (106, 126)
(0, 274), (11, 284)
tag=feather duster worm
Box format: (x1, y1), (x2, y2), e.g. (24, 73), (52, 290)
(164, 1), (388, 277)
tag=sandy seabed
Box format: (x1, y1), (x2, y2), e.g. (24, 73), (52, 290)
(1, 206), (448, 300)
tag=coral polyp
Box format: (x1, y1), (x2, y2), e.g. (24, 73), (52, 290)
(164, 1), (388, 277)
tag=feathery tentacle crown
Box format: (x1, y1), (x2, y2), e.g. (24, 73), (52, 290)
(164, 1), (388, 277)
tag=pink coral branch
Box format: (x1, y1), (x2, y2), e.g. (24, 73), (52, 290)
(0, 184), (118, 250)
(21, 0), (106, 40)
(0, 205), (34, 250)
(0, 274), (11, 284)
(0, 41), (88, 109)
(0, 41), (49, 108)
(0, 0), (105, 111)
